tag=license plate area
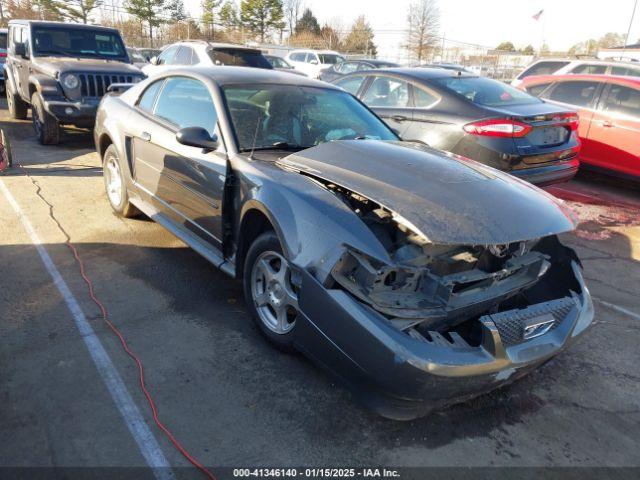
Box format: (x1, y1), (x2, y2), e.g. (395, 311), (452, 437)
(529, 126), (568, 147)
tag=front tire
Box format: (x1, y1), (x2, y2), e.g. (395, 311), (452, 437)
(243, 231), (300, 351)
(31, 92), (59, 145)
(103, 144), (139, 218)
(7, 85), (28, 120)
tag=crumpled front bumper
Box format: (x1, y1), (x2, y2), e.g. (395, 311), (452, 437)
(294, 261), (594, 420)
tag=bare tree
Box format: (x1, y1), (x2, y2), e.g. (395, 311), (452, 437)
(405, 0), (440, 63)
(284, 0), (302, 35)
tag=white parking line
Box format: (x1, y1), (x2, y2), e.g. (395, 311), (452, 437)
(595, 298), (640, 321)
(0, 178), (175, 480)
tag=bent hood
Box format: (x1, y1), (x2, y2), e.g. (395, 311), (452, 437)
(278, 140), (577, 245)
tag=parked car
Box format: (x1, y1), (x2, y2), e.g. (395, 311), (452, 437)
(143, 41), (272, 76)
(334, 68), (581, 186)
(519, 74), (640, 180)
(0, 28), (7, 92)
(264, 54), (306, 76)
(137, 48), (161, 61)
(94, 66), (593, 420)
(3, 20), (144, 145)
(318, 59), (401, 82)
(284, 49), (344, 78)
(127, 47), (149, 68)
(511, 58), (640, 88)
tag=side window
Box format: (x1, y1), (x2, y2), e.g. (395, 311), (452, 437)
(307, 53), (318, 63)
(362, 76), (410, 108)
(611, 66), (640, 77)
(153, 77), (218, 136)
(290, 52), (305, 62)
(338, 62), (358, 74)
(413, 86), (438, 108)
(518, 61), (569, 79)
(158, 45), (179, 65)
(571, 64), (607, 74)
(526, 82), (551, 97)
(544, 81), (600, 108)
(356, 63), (374, 71)
(335, 75), (366, 95)
(600, 84), (640, 119)
(137, 80), (163, 113)
(174, 46), (193, 65)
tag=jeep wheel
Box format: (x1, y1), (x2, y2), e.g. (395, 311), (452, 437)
(31, 92), (59, 145)
(7, 86), (28, 120)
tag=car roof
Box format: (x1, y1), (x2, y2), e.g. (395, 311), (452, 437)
(288, 49), (341, 54)
(169, 66), (339, 88)
(350, 59), (400, 66)
(521, 73), (640, 87)
(359, 67), (477, 80)
(529, 58), (640, 67)
(8, 20), (119, 32)
(164, 41), (261, 51)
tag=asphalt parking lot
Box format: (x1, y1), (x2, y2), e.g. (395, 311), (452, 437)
(1, 99), (639, 478)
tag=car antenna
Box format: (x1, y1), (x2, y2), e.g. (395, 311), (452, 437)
(249, 114), (262, 159)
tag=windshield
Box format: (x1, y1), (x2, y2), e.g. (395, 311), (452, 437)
(127, 49), (147, 63)
(208, 48), (272, 68)
(223, 85), (397, 151)
(32, 26), (127, 60)
(434, 76), (541, 107)
(318, 54), (344, 64)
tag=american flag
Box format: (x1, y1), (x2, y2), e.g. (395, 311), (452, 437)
(532, 9), (544, 21)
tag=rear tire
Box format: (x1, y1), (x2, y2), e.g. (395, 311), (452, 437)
(31, 92), (59, 145)
(7, 85), (28, 120)
(103, 144), (139, 218)
(243, 231), (299, 351)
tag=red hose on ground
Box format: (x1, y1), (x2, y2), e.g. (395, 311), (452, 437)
(17, 162), (216, 480)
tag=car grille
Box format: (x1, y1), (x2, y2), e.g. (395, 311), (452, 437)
(485, 296), (578, 346)
(79, 73), (139, 97)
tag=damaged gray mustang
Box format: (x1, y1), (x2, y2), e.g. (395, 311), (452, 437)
(94, 67), (594, 420)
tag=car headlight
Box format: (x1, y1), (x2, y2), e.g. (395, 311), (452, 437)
(62, 74), (80, 90)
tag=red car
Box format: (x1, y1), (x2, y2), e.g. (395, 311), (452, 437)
(519, 74), (640, 180)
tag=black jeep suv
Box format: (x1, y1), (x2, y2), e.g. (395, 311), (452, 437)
(4, 20), (144, 145)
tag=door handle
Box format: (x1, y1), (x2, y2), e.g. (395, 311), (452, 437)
(140, 131), (151, 141)
(391, 115), (408, 122)
(602, 120), (613, 128)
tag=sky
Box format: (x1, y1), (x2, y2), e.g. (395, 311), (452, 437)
(183, 0), (640, 61)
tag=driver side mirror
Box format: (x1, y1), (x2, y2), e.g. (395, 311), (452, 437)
(150, 56), (159, 65)
(14, 43), (28, 59)
(176, 127), (219, 150)
(309, 59), (318, 65)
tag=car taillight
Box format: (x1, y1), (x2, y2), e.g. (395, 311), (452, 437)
(552, 112), (579, 131)
(463, 118), (533, 138)
(0, 53), (6, 58)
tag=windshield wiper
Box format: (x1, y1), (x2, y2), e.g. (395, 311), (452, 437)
(243, 142), (310, 152)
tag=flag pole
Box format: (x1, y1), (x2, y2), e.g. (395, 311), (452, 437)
(622, 0), (638, 59)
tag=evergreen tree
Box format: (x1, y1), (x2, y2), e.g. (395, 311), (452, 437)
(294, 7), (319, 35)
(126, 0), (166, 43)
(62, 0), (102, 24)
(166, 0), (187, 21)
(219, 0), (238, 29)
(240, 0), (284, 43)
(343, 15), (377, 56)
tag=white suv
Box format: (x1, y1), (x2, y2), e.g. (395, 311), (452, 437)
(285, 49), (345, 78)
(511, 59), (640, 87)
(143, 41), (272, 77)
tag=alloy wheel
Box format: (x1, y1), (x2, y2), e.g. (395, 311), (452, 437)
(105, 156), (123, 207)
(250, 250), (299, 334)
